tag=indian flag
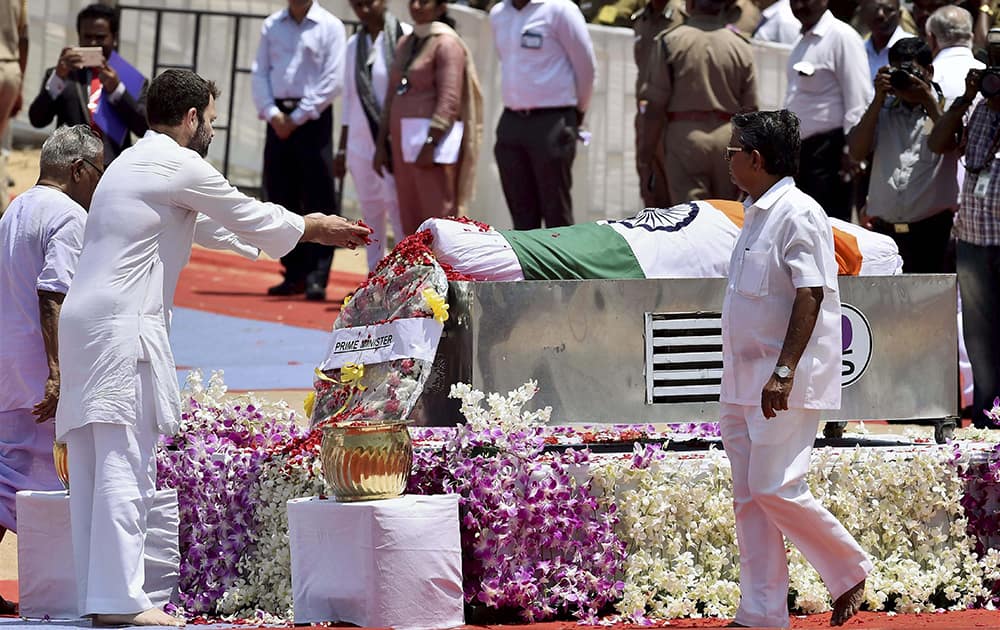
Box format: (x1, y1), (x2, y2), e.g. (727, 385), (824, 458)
(422, 200), (902, 282)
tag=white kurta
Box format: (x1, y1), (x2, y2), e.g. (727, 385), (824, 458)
(55, 131), (304, 440)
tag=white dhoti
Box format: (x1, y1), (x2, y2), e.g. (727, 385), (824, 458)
(719, 403), (872, 628)
(0, 409), (62, 531)
(65, 361), (158, 616)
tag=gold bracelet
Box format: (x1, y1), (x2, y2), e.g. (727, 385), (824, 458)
(980, 4), (995, 17)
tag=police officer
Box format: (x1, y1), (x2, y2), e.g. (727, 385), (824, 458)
(634, 0), (683, 207)
(639, 0), (758, 202)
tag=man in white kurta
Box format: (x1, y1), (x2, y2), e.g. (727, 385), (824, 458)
(55, 69), (370, 627)
(0, 125), (104, 614)
(335, 2), (409, 272)
(720, 110), (871, 628)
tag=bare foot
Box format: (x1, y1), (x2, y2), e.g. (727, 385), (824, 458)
(92, 607), (185, 627)
(830, 578), (865, 626)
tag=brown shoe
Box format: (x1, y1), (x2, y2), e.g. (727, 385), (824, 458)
(830, 578), (865, 626)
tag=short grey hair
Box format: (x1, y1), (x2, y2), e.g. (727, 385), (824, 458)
(926, 5), (974, 49)
(39, 125), (103, 172)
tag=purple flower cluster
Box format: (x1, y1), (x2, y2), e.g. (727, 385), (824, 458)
(156, 396), (306, 614)
(953, 398), (1000, 606)
(408, 425), (626, 622)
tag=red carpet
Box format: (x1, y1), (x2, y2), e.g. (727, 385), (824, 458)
(175, 248), (367, 331)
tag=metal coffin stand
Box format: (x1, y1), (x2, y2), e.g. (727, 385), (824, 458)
(415, 276), (958, 443)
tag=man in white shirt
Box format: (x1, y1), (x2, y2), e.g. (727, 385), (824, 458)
(721, 109), (871, 628)
(56, 69), (370, 627)
(490, 0), (597, 229)
(752, 0), (802, 45)
(0, 125), (103, 616)
(786, 0), (873, 221)
(251, 0), (346, 301)
(862, 0), (911, 80)
(927, 6), (985, 107)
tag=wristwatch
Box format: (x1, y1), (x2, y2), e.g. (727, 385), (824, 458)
(423, 135), (437, 147)
(980, 4), (994, 17)
(773, 365), (793, 379)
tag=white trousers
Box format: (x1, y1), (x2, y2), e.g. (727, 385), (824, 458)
(720, 403), (872, 628)
(348, 154), (404, 273)
(65, 362), (158, 616)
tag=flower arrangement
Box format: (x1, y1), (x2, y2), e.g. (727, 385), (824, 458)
(308, 231), (450, 429)
(157, 371), (1000, 623)
(155, 370), (306, 615)
(408, 381), (627, 623)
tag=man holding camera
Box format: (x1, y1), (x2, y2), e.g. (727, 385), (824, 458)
(928, 46), (1000, 429)
(28, 4), (147, 167)
(847, 37), (957, 273)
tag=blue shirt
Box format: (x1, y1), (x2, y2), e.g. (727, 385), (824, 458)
(251, 2), (346, 126)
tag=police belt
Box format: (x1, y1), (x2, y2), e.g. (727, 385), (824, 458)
(275, 98), (302, 114)
(666, 110), (733, 123)
(504, 106), (577, 118)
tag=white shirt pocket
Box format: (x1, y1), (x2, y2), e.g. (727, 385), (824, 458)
(736, 250), (770, 297)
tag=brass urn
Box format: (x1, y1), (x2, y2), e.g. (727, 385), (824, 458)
(320, 423), (412, 501)
(53, 441), (69, 490)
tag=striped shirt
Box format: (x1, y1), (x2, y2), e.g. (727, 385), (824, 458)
(956, 102), (1000, 246)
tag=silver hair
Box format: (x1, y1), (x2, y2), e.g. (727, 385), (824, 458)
(926, 5), (974, 49)
(39, 125), (103, 172)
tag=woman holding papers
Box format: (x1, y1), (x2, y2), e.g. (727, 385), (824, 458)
(373, 0), (482, 236)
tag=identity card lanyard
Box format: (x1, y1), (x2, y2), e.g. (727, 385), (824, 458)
(396, 36), (429, 96)
(968, 113), (1000, 199)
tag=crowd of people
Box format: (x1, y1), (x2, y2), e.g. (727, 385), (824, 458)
(0, 0), (998, 626)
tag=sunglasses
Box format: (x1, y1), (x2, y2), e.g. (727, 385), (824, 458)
(724, 146), (747, 161)
(79, 157), (104, 176)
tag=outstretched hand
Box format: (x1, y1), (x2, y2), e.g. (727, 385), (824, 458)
(302, 213), (372, 249)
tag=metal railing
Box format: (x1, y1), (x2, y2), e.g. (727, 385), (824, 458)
(117, 4), (359, 180)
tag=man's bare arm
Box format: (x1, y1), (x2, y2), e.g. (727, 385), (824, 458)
(761, 286), (824, 418)
(33, 290), (65, 422)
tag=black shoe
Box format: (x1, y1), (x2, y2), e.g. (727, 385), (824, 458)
(267, 280), (305, 296)
(305, 283), (326, 301)
(0, 595), (17, 615)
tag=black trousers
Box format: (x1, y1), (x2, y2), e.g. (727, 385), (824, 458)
(796, 128), (852, 222)
(494, 107), (578, 230)
(870, 210), (955, 273)
(263, 106), (338, 288)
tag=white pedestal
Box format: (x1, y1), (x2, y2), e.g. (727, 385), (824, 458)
(288, 494), (464, 629)
(15, 489), (180, 620)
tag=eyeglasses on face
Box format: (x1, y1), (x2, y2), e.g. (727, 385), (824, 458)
(78, 157), (104, 176)
(724, 146), (747, 161)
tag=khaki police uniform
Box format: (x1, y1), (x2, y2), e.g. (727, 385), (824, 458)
(633, 0), (683, 207)
(641, 15), (757, 202)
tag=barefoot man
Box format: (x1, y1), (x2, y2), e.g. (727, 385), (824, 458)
(55, 69), (371, 626)
(720, 109), (870, 628)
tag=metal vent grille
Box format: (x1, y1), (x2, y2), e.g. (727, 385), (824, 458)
(645, 312), (723, 404)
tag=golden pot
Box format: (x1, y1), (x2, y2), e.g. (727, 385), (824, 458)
(320, 423), (412, 502)
(53, 441), (69, 491)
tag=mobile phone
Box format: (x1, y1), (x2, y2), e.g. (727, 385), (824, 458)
(72, 46), (104, 67)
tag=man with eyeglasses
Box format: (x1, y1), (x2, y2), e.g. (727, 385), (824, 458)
(721, 109), (871, 628)
(0, 125), (104, 615)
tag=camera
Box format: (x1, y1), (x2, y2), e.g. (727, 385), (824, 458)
(981, 29), (1000, 98)
(889, 63), (923, 91)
